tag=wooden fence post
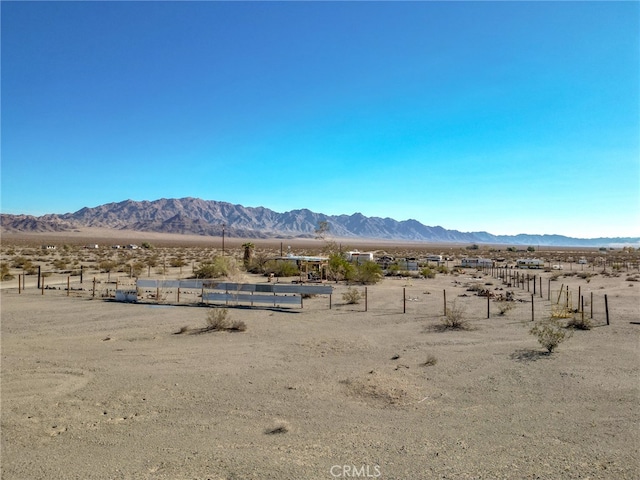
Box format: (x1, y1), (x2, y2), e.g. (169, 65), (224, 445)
(578, 286), (581, 312)
(365, 287), (368, 312)
(93, 277), (96, 298)
(67, 276), (70, 296)
(531, 294), (534, 322)
(443, 289), (447, 316)
(540, 277), (543, 298)
(487, 293), (490, 319)
(604, 294), (609, 325)
(18, 274), (21, 294)
(403, 287), (406, 314)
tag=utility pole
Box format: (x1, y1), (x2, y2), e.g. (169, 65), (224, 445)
(222, 223), (225, 256)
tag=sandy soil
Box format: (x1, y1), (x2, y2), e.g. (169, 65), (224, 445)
(1, 262), (639, 479)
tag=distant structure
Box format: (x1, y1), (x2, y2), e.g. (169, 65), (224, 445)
(460, 257), (493, 268)
(516, 258), (544, 269)
(345, 250), (375, 264)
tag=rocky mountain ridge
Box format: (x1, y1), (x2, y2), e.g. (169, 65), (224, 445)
(1, 197), (638, 247)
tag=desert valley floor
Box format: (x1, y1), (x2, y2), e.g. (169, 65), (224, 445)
(1, 236), (639, 479)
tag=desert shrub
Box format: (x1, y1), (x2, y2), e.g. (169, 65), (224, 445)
(420, 355), (438, 367)
(130, 261), (145, 277)
(577, 272), (592, 280)
(1, 262), (14, 281)
(529, 318), (569, 353)
(98, 260), (117, 273)
(385, 264), (401, 276)
(170, 256), (187, 268)
(497, 301), (515, 315)
(420, 267), (436, 278)
(466, 282), (483, 292)
(436, 265), (449, 274)
(327, 253), (355, 282)
(194, 256), (237, 279)
(52, 258), (68, 270)
(342, 287), (362, 304)
(566, 315), (592, 330)
(262, 259), (300, 277)
(11, 256), (32, 269)
(442, 300), (469, 330)
(204, 308), (246, 332)
(354, 261), (383, 284)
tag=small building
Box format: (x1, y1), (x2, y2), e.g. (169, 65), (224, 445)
(426, 254), (443, 263)
(516, 258), (544, 269)
(396, 258), (419, 271)
(460, 257), (493, 268)
(345, 251), (375, 264)
(42, 245), (56, 250)
(275, 254), (329, 281)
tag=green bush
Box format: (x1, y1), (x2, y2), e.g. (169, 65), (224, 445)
(204, 308), (246, 332)
(530, 318), (569, 353)
(441, 300), (469, 330)
(420, 267), (436, 278)
(385, 264), (401, 276)
(11, 256), (32, 269)
(327, 253), (355, 282)
(263, 260), (300, 277)
(1, 262), (14, 281)
(342, 287), (362, 304)
(194, 256), (237, 279)
(354, 261), (383, 284)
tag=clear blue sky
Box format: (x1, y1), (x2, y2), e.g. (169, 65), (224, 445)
(2, 1), (638, 238)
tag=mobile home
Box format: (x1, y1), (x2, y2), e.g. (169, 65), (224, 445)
(516, 258), (544, 269)
(460, 257), (493, 268)
(346, 251), (375, 264)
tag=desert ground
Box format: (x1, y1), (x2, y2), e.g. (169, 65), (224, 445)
(1, 233), (639, 479)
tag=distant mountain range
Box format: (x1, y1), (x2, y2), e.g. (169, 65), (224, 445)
(1, 197), (638, 247)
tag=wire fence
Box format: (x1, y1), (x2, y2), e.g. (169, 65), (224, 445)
(8, 271), (613, 326)
(328, 282), (611, 326)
